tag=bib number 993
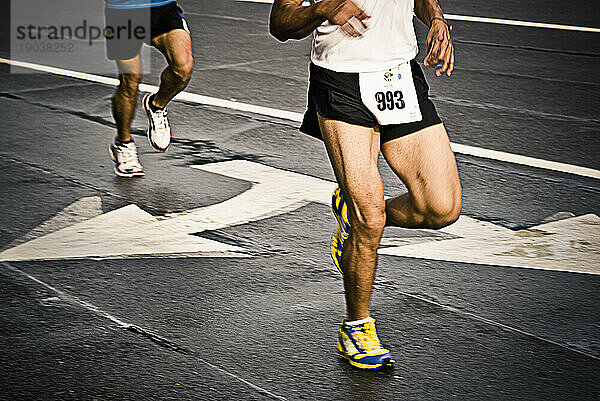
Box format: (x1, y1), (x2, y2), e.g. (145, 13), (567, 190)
(375, 91), (405, 111)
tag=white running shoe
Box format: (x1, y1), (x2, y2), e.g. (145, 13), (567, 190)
(109, 141), (144, 177)
(143, 93), (171, 152)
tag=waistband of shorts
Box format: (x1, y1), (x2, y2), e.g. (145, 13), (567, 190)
(309, 60), (420, 88)
(309, 62), (358, 93)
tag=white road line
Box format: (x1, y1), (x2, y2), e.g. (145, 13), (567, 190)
(235, 0), (600, 33)
(443, 14), (600, 33)
(2, 57), (599, 180)
(450, 143), (599, 179)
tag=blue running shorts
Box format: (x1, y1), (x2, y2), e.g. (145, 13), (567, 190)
(104, 2), (189, 61)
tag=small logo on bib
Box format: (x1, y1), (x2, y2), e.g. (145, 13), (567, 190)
(383, 71), (393, 82)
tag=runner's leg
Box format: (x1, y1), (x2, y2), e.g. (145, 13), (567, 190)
(112, 55), (143, 142)
(381, 123), (462, 229)
(319, 115), (384, 321)
(150, 29), (193, 109)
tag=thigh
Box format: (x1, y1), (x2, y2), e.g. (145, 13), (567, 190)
(104, 7), (145, 62)
(381, 123), (461, 210)
(152, 29), (193, 69)
(318, 114), (384, 222)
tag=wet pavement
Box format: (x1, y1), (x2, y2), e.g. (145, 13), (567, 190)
(1, 0), (599, 399)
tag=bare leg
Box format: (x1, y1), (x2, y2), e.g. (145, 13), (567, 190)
(112, 56), (143, 142)
(150, 29), (194, 108)
(381, 123), (462, 229)
(319, 115), (384, 321)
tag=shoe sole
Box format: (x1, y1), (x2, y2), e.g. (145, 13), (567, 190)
(109, 146), (144, 178)
(113, 167), (145, 178)
(143, 93), (171, 153)
(336, 345), (395, 370)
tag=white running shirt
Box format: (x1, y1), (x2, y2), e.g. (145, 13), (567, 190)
(310, 0), (418, 73)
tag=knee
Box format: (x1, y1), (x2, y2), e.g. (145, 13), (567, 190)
(420, 190), (462, 229)
(350, 205), (386, 245)
(427, 203), (461, 229)
(171, 58), (194, 85)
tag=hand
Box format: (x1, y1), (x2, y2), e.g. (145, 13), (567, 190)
(320, 0), (370, 37)
(424, 19), (454, 77)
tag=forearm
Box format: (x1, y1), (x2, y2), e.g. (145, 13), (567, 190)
(414, 0), (444, 27)
(269, 0), (327, 41)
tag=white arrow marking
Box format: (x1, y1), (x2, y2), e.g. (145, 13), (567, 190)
(380, 214), (600, 275)
(163, 160), (337, 232)
(0, 160), (336, 262)
(0, 204), (243, 261)
(6, 196), (103, 249)
(1, 159), (597, 274)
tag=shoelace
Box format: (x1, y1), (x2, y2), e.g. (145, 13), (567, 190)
(154, 108), (169, 131)
(351, 322), (382, 351)
(119, 144), (140, 165)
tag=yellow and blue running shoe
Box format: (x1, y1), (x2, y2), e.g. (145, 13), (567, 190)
(337, 317), (395, 370)
(331, 187), (351, 274)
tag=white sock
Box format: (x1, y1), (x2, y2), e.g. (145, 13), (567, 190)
(345, 316), (372, 326)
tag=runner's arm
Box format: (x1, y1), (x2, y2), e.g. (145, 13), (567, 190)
(414, 0), (454, 76)
(269, 0), (369, 42)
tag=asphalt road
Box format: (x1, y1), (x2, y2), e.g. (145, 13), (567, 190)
(1, 0), (599, 400)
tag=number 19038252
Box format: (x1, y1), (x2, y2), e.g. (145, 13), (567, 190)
(19, 42), (74, 53)
(375, 91), (405, 111)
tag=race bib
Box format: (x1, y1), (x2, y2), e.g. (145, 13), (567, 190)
(359, 61), (422, 125)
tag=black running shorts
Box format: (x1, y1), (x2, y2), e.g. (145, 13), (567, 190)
(300, 60), (442, 144)
(104, 2), (189, 61)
